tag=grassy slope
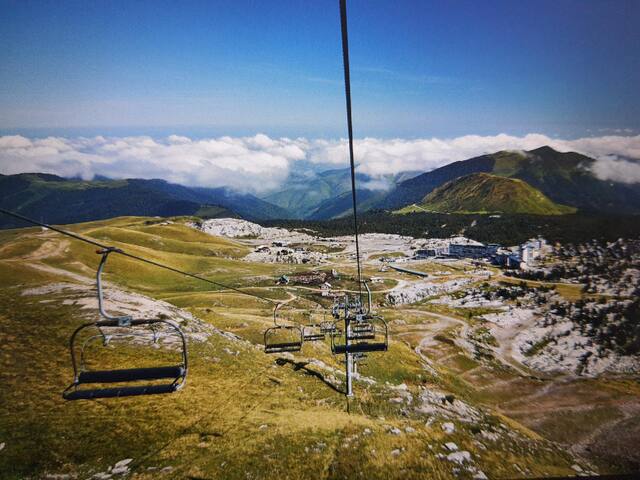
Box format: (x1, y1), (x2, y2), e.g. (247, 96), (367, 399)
(399, 173), (576, 215)
(0, 217), (584, 479)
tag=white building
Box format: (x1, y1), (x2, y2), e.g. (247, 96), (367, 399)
(520, 237), (549, 267)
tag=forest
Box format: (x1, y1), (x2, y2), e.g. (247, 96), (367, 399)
(265, 211), (640, 246)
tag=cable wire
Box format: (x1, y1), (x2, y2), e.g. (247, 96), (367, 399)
(339, 0), (363, 296)
(0, 208), (278, 305)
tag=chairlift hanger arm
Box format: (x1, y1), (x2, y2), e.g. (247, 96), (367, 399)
(96, 248), (131, 325)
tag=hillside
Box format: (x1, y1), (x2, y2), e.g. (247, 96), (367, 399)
(376, 146), (640, 214)
(399, 173), (576, 215)
(0, 173), (290, 228)
(378, 155), (495, 211)
(2, 217), (639, 477)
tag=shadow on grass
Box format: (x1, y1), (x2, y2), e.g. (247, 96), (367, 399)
(275, 357), (344, 395)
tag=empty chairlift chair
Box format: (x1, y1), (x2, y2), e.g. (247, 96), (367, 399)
(264, 303), (303, 353)
(302, 310), (326, 342)
(320, 309), (342, 337)
(63, 248), (188, 400)
(331, 283), (388, 355)
(351, 314), (375, 339)
(330, 315), (388, 355)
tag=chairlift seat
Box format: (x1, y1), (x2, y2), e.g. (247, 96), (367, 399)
(331, 313), (389, 356)
(77, 365), (185, 384)
(352, 324), (374, 334)
(303, 332), (326, 342)
(63, 249), (189, 401)
(264, 304), (304, 354)
(321, 323), (339, 333)
(64, 382), (179, 400)
(333, 342), (387, 354)
(348, 332), (376, 340)
(264, 341), (303, 353)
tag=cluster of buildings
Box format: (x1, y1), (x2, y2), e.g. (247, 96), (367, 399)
(248, 241), (328, 265)
(410, 235), (549, 270)
(493, 237), (550, 269)
(413, 236), (499, 260)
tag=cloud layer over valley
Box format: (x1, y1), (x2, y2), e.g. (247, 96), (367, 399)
(1, 133), (639, 193)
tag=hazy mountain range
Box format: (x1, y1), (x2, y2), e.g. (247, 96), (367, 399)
(1, 146), (640, 228)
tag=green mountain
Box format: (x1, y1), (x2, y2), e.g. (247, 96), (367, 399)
(377, 146), (640, 214)
(399, 173), (576, 215)
(0, 173), (290, 228)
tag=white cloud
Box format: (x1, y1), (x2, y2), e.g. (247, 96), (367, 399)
(590, 155), (640, 184)
(1, 133), (639, 193)
(308, 133), (640, 184)
(0, 134), (304, 193)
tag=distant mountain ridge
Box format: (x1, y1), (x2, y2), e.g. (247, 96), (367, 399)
(3, 146), (639, 228)
(376, 146), (640, 214)
(399, 173), (576, 215)
(0, 173), (290, 228)
(262, 167), (420, 219)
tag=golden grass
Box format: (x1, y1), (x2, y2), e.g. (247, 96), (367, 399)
(0, 217), (608, 478)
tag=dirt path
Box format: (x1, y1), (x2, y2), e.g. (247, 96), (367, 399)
(1, 236), (93, 284)
(398, 308), (533, 376)
(22, 238), (70, 261)
(489, 323), (536, 377)
(394, 309), (473, 364)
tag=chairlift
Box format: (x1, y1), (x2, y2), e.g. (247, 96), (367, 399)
(263, 303), (303, 353)
(353, 352), (368, 365)
(303, 328), (325, 342)
(330, 315), (388, 355)
(351, 321), (374, 335)
(320, 321), (342, 336)
(320, 308), (342, 336)
(349, 329), (376, 340)
(351, 317), (375, 338)
(63, 248), (188, 400)
(297, 309), (324, 342)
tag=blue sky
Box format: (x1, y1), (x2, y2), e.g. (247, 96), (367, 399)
(1, 0), (639, 138)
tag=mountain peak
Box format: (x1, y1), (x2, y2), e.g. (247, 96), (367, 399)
(529, 145), (559, 155)
(406, 172), (576, 215)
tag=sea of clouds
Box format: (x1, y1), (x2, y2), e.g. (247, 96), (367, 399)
(1, 133), (639, 194)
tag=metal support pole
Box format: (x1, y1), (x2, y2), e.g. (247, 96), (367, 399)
(344, 294), (353, 397)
